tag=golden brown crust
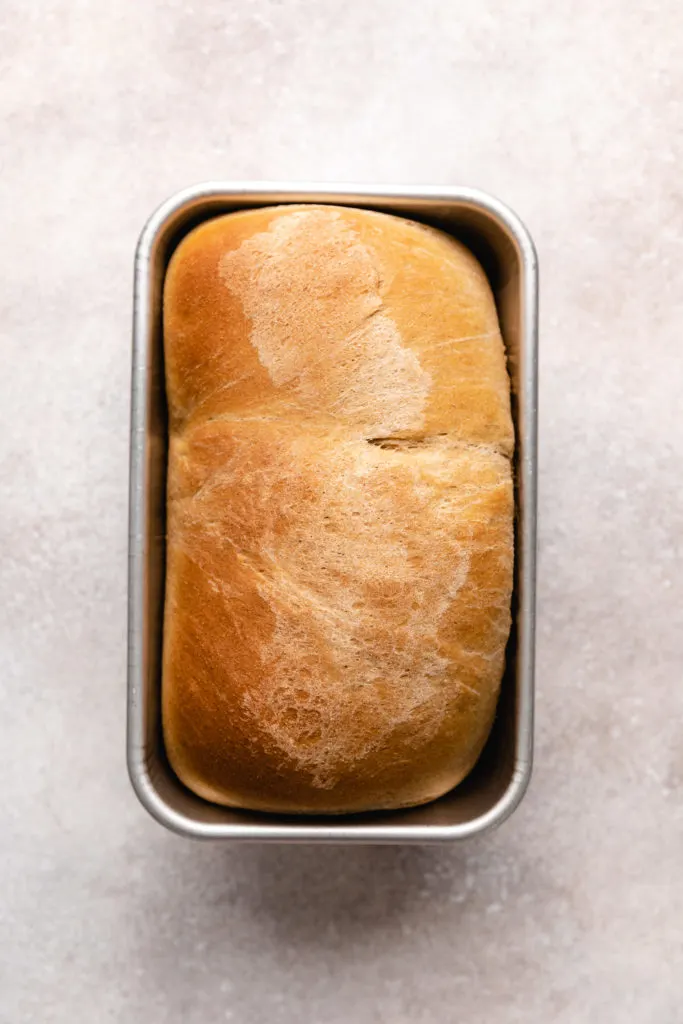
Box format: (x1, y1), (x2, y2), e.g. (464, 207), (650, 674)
(162, 204), (514, 814)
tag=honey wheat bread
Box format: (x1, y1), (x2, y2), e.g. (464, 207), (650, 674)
(162, 204), (514, 814)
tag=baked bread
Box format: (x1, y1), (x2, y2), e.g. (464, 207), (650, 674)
(162, 204), (514, 814)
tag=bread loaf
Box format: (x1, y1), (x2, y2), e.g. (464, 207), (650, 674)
(162, 204), (514, 814)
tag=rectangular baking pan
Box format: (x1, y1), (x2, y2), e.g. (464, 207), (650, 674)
(128, 182), (538, 842)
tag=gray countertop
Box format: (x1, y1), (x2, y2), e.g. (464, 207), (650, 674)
(2, 2), (682, 1021)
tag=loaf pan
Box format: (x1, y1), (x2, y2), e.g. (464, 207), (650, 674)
(128, 182), (538, 842)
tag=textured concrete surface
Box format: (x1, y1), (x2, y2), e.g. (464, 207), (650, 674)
(2, 2), (683, 1021)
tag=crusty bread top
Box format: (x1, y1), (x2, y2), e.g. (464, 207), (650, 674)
(162, 205), (514, 814)
(164, 205), (513, 451)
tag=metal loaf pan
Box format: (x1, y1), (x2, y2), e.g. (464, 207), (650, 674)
(128, 183), (538, 842)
